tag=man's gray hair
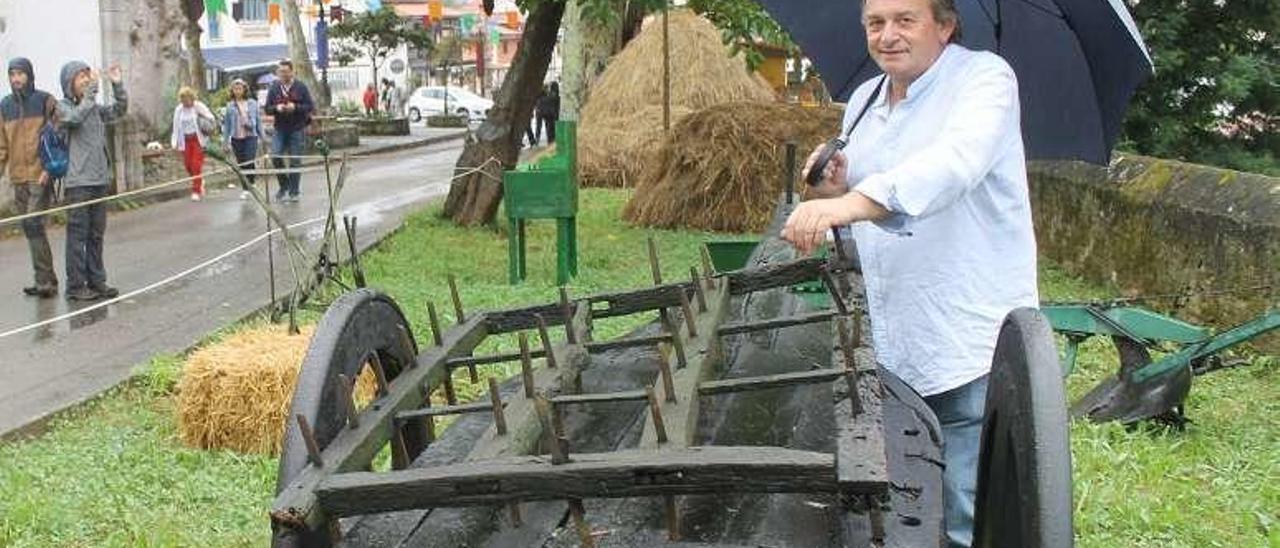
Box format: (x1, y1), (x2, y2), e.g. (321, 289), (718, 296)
(863, 0), (964, 44)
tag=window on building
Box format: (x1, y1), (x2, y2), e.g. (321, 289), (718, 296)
(242, 0), (269, 22)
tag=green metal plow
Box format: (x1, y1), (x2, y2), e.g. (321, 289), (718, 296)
(1041, 304), (1279, 425)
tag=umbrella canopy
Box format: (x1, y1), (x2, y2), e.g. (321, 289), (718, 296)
(758, 0), (1153, 164)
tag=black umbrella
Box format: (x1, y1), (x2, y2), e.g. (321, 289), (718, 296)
(758, 0), (1153, 164)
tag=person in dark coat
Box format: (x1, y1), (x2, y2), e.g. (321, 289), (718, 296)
(534, 82), (560, 144)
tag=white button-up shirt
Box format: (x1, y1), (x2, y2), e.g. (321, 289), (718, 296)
(841, 44), (1039, 396)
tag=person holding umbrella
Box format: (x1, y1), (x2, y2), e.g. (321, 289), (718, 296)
(781, 0), (1037, 546)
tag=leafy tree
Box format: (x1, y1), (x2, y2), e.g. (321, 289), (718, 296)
(1121, 0), (1278, 174)
(687, 0), (796, 69)
(330, 7), (435, 98)
(443, 0), (795, 225)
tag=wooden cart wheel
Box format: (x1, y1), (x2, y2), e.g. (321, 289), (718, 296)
(273, 289), (425, 547)
(973, 308), (1074, 548)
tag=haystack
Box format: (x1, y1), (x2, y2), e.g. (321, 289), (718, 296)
(176, 323), (376, 455)
(623, 102), (843, 233)
(578, 9), (776, 188)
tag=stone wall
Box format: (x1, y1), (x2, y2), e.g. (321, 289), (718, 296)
(1029, 154), (1278, 350)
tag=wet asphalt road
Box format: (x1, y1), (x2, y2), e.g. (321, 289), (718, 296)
(0, 142), (465, 437)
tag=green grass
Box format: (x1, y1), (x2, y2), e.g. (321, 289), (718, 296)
(1041, 265), (1280, 548)
(0, 189), (1275, 547)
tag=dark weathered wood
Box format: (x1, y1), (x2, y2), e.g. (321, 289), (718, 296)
(836, 345), (889, 496)
(395, 401), (497, 421)
(588, 282), (693, 320)
(535, 314), (557, 369)
(488, 377), (508, 436)
(647, 237), (663, 285)
(583, 333), (672, 353)
(519, 333), (536, 399)
(559, 287), (577, 344)
(646, 387), (668, 444)
(836, 316), (863, 415)
(716, 310), (835, 336)
(821, 271), (850, 315)
(448, 348), (548, 369)
(271, 314), (490, 533)
(465, 303), (592, 461)
(315, 446), (840, 516)
(725, 257), (826, 296)
(427, 302), (444, 346)
(678, 291), (698, 338)
(297, 414), (324, 467)
(550, 389), (649, 406)
(690, 266), (707, 312)
(484, 302), (567, 334)
(640, 284), (730, 448)
(448, 275), (466, 323)
(697, 368), (851, 396)
(533, 397), (569, 464)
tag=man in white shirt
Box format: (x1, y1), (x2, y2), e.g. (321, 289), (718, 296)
(781, 0), (1039, 546)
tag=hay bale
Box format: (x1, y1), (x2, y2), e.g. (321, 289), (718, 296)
(176, 323), (375, 455)
(578, 10), (776, 188)
(623, 102), (843, 233)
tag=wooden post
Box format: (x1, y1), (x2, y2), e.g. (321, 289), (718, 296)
(645, 387), (668, 443)
(488, 377), (508, 436)
(678, 291), (698, 338)
(534, 314), (557, 369)
(427, 302), (444, 346)
(647, 237), (663, 285)
(519, 333), (536, 399)
(837, 316), (864, 416)
(296, 414), (324, 467)
(448, 274), (466, 323)
(690, 267), (707, 313)
(559, 287), (577, 344)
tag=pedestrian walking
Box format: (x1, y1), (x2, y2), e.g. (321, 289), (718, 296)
(221, 78), (264, 200)
(263, 59), (313, 202)
(56, 61), (127, 301)
(170, 86), (216, 201)
(362, 82), (377, 116)
(535, 81), (560, 144)
(0, 57), (59, 298)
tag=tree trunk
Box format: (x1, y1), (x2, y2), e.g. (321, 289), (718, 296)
(281, 0), (329, 110)
(179, 0), (208, 95)
(560, 0), (627, 121)
(441, 0), (566, 226)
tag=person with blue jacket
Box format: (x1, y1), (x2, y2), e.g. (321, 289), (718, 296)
(222, 78), (264, 200)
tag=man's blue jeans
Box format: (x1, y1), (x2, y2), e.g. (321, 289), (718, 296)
(923, 374), (989, 548)
(271, 128), (305, 197)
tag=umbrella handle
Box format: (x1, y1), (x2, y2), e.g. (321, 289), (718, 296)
(805, 137), (848, 186)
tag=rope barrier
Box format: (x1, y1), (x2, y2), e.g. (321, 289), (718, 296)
(0, 137), (469, 227)
(0, 152), (503, 339)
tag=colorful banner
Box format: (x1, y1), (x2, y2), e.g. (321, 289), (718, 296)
(429, 0), (444, 20)
(203, 0), (226, 16)
(268, 3), (281, 24)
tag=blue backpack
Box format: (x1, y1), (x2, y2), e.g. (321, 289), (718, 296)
(38, 122), (69, 179)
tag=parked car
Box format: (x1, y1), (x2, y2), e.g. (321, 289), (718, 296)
(405, 86), (494, 122)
